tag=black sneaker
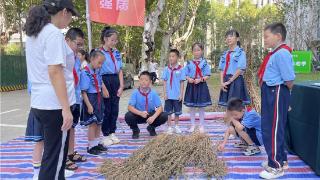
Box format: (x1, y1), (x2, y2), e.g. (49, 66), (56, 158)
(97, 144), (108, 152)
(87, 146), (102, 156)
(147, 125), (157, 136)
(132, 129), (140, 139)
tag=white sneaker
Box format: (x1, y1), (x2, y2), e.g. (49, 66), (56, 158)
(228, 134), (236, 140)
(243, 145), (261, 156)
(174, 125), (182, 134)
(101, 136), (114, 146)
(65, 169), (75, 178)
(32, 174), (39, 180)
(259, 167), (284, 179)
(283, 161), (289, 170)
(262, 161), (289, 170)
(199, 126), (205, 133)
(110, 133), (120, 144)
(32, 169), (40, 180)
(166, 127), (174, 134)
(188, 125), (195, 133)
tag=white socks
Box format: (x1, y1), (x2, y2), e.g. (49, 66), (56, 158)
(189, 107), (205, 127)
(94, 138), (100, 146)
(33, 162), (41, 177)
(190, 108), (196, 126)
(89, 139), (99, 149)
(199, 107), (205, 126)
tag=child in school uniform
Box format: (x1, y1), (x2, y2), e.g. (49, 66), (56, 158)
(162, 49), (186, 134)
(258, 23), (295, 179)
(80, 50), (109, 155)
(125, 71), (168, 139)
(64, 27), (87, 170)
(99, 26), (124, 146)
(184, 43), (212, 133)
(218, 30), (250, 106)
(25, 81), (44, 180)
(77, 49), (89, 69)
(218, 98), (263, 156)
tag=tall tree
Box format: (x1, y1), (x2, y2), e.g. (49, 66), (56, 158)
(140, 0), (166, 72)
(159, 0), (189, 68)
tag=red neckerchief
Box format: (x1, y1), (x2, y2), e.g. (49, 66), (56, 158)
(192, 60), (203, 79)
(101, 47), (117, 72)
(223, 51), (232, 77)
(84, 66), (101, 111)
(168, 64), (182, 89)
(73, 55), (79, 86)
(246, 106), (253, 112)
(258, 44), (292, 86)
(138, 87), (151, 112)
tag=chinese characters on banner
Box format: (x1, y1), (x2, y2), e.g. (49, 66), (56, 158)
(89, 0), (145, 27)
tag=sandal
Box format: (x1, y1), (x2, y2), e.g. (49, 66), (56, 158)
(65, 158), (78, 171)
(68, 151), (87, 162)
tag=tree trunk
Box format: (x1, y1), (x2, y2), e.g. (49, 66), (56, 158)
(160, 33), (171, 67)
(172, 9), (197, 62)
(159, 0), (189, 68)
(140, 0), (166, 72)
(17, 1), (23, 56)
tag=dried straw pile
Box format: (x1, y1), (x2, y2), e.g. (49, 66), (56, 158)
(99, 132), (227, 179)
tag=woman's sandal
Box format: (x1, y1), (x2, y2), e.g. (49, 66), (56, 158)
(65, 158), (78, 171)
(68, 151), (87, 162)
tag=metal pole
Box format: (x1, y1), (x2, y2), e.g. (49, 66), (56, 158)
(86, 0), (93, 51)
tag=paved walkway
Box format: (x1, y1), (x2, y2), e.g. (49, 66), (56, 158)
(0, 81), (188, 142)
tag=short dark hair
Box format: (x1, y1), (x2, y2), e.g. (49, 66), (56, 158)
(66, 28), (84, 40)
(89, 49), (105, 61)
(192, 42), (204, 51)
(264, 22), (287, 41)
(139, 71), (151, 80)
(227, 98), (245, 112)
(169, 49), (180, 57)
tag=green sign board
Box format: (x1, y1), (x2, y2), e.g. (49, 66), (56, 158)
(292, 51), (312, 73)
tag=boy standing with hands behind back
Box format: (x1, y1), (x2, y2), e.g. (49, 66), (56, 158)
(258, 22), (295, 179)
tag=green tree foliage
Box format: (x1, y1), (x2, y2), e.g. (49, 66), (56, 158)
(2, 0), (284, 71)
(210, 0), (283, 71)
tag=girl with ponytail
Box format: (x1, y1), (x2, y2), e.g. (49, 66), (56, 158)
(218, 29), (250, 107)
(98, 26), (124, 147)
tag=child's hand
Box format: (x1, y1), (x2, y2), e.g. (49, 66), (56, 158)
(117, 87), (123, 97)
(220, 83), (228, 92)
(188, 78), (195, 84)
(140, 111), (149, 118)
(103, 88), (110, 98)
(217, 143), (225, 151)
(87, 104), (94, 114)
(194, 79), (201, 84)
(178, 95), (183, 102)
(164, 94), (168, 100)
(223, 81), (231, 86)
(147, 116), (156, 124)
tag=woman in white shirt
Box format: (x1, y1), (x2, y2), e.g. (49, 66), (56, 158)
(24, 0), (78, 179)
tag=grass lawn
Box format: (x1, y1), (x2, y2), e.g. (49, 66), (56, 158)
(295, 72), (320, 82)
